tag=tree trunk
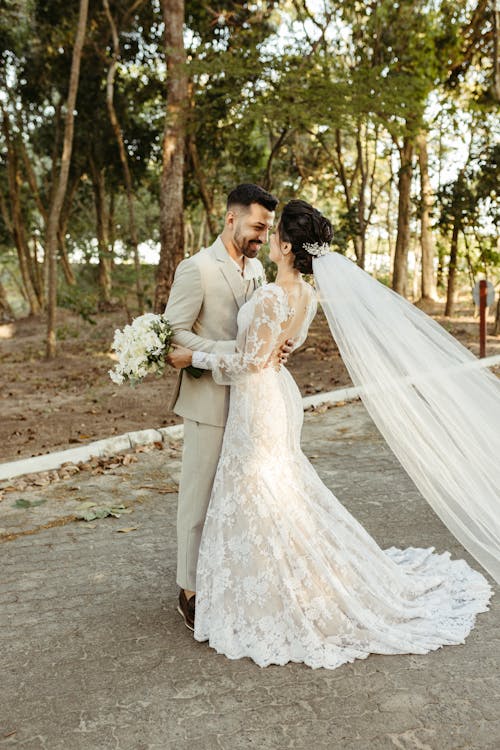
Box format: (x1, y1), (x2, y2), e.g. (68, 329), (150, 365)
(103, 0), (144, 313)
(494, 295), (500, 335)
(154, 0), (187, 313)
(262, 127), (289, 193)
(436, 244), (445, 290)
(494, 0), (500, 102)
(0, 278), (14, 322)
(18, 107), (77, 290)
(1, 107), (42, 315)
(31, 235), (45, 308)
(355, 131), (367, 269)
(57, 176), (80, 287)
(45, 0), (89, 357)
(333, 129), (364, 266)
(412, 236), (421, 301)
(386, 163), (395, 270)
(197, 211), (208, 251)
(108, 189), (116, 268)
(444, 220), (459, 317)
(416, 131), (437, 300)
(462, 230), (476, 291)
(184, 219), (195, 257)
(89, 157), (112, 306)
(187, 132), (216, 238)
(392, 137), (413, 297)
(57, 229), (76, 286)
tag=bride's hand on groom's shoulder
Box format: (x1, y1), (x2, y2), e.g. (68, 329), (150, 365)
(166, 344), (193, 369)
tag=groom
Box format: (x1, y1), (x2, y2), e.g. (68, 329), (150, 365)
(165, 183), (290, 631)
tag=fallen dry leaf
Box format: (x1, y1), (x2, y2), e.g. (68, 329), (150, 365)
(314, 404), (329, 414)
(138, 484), (178, 494)
(116, 526), (138, 533)
(122, 454), (138, 466)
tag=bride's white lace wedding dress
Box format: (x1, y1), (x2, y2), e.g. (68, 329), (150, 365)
(191, 282), (492, 669)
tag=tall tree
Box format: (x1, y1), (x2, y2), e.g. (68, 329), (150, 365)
(154, 0), (187, 312)
(0, 277), (14, 321)
(45, 0), (89, 357)
(417, 130), (438, 300)
(445, 209), (461, 316)
(181, 1), (279, 244)
(0, 105), (42, 315)
(102, 0), (144, 313)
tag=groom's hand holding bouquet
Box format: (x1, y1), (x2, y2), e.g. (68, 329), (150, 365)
(108, 313), (203, 386)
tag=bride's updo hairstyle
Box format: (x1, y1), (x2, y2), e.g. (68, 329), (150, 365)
(278, 199), (333, 274)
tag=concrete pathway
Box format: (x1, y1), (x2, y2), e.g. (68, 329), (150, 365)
(1, 402), (499, 750)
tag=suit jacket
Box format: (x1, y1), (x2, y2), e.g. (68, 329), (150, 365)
(164, 236), (265, 427)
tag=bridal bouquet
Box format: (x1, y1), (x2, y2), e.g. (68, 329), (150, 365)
(108, 313), (202, 386)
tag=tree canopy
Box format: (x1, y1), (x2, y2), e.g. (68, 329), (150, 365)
(0, 0), (498, 337)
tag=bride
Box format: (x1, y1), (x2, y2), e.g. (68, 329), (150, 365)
(167, 199), (495, 670)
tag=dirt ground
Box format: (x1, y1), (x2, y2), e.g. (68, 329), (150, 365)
(1, 297), (499, 464)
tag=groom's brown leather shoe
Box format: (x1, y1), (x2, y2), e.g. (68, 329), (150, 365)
(177, 589), (195, 631)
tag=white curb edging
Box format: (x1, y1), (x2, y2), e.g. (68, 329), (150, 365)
(0, 429), (163, 482)
(0, 388), (359, 482)
(302, 386), (362, 410)
(1, 352), (499, 483)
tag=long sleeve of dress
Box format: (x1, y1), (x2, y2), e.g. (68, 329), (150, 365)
(193, 286), (288, 385)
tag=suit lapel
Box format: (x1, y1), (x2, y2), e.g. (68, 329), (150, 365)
(211, 237), (247, 309)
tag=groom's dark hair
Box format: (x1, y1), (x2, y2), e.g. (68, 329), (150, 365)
(227, 184), (278, 212)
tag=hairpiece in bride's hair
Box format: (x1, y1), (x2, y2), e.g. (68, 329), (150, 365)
(303, 242), (330, 257)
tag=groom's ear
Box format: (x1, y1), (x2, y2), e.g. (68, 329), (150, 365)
(225, 210), (234, 228)
(226, 204), (247, 225)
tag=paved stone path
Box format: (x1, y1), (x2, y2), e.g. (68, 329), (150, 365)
(1, 402), (499, 750)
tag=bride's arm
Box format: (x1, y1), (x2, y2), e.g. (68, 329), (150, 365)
(168, 287), (287, 385)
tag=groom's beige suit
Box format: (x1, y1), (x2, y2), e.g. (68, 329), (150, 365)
(164, 236), (265, 590)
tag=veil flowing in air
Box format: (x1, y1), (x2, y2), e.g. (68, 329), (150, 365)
(313, 252), (500, 584)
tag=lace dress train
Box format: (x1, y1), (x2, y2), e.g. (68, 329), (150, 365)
(192, 284), (492, 669)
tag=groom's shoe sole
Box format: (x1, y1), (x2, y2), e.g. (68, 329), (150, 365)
(177, 590), (195, 631)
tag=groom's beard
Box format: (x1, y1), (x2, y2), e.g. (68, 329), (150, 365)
(233, 230), (262, 259)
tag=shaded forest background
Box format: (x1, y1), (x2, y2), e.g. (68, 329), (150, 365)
(0, 0), (499, 336)
(0, 0), (500, 463)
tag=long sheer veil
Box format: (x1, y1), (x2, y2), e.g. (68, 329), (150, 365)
(313, 252), (500, 584)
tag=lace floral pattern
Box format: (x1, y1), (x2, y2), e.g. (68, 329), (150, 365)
(193, 284), (492, 669)
(193, 284), (308, 384)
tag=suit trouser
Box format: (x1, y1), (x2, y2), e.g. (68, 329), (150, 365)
(176, 418), (225, 591)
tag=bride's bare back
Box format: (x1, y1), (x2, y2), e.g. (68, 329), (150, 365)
(271, 280), (316, 354)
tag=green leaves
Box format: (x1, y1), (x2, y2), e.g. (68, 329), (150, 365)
(14, 498), (47, 509)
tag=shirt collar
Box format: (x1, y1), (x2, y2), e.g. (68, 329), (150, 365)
(229, 255), (259, 280)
